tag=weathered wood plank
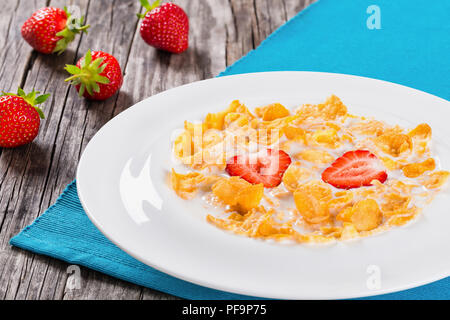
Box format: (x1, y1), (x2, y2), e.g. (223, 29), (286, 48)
(0, 0), (48, 95)
(0, 0), (91, 300)
(64, 0), (232, 299)
(0, 0), (312, 300)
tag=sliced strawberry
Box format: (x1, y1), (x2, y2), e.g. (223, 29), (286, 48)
(226, 149), (292, 188)
(322, 150), (387, 189)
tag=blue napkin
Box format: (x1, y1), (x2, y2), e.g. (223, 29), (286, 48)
(11, 0), (450, 299)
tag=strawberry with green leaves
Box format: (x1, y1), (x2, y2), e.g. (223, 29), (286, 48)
(0, 88), (50, 148)
(22, 7), (90, 55)
(65, 50), (123, 101)
(138, 0), (189, 54)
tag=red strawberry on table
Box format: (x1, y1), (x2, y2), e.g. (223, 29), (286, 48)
(226, 149), (292, 188)
(322, 150), (388, 189)
(64, 50), (123, 101)
(0, 88), (50, 148)
(138, 0), (189, 54)
(22, 7), (90, 54)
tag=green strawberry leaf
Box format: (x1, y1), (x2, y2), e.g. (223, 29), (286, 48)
(53, 7), (90, 55)
(65, 64), (82, 75)
(95, 75), (110, 85)
(82, 49), (92, 68)
(64, 50), (115, 98)
(17, 87), (26, 97)
(34, 106), (46, 119)
(138, 0), (160, 18)
(140, 0), (151, 9)
(79, 84), (86, 97)
(35, 93), (51, 105)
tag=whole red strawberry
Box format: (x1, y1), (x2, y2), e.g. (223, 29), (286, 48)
(0, 88), (50, 148)
(22, 7), (90, 54)
(138, 0), (189, 53)
(64, 50), (123, 101)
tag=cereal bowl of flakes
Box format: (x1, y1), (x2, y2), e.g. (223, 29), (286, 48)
(77, 72), (450, 299)
(171, 94), (449, 244)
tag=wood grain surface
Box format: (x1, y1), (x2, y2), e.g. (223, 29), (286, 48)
(0, 0), (315, 300)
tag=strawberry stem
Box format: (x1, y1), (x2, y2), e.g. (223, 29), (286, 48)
(137, 0), (160, 19)
(1, 88), (50, 119)
(53, 6), (90, 55)
(64, 49), (110, 97)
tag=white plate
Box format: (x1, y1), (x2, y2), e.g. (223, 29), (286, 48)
(77, 72), (450, 299)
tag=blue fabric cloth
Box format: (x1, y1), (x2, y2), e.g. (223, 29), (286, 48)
(10, 0), (450, 299)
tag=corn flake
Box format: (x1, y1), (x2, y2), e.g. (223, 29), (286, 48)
(282, 165), (312, 192)
(170, 169), (205, 200)
(295, 149), (334, 164)
(422, 171), (450, 189)
(402, 158), (435, 178)
(350, 199), (383, 231)
(212, 177), (264, 213)
(261, 103), (290, 121)
(408, 123), (432, 140)
(374, 133), (412, 157)
(294, 181), (332, 224)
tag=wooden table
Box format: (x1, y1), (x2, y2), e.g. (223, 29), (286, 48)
(0, 0), (314, 300)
